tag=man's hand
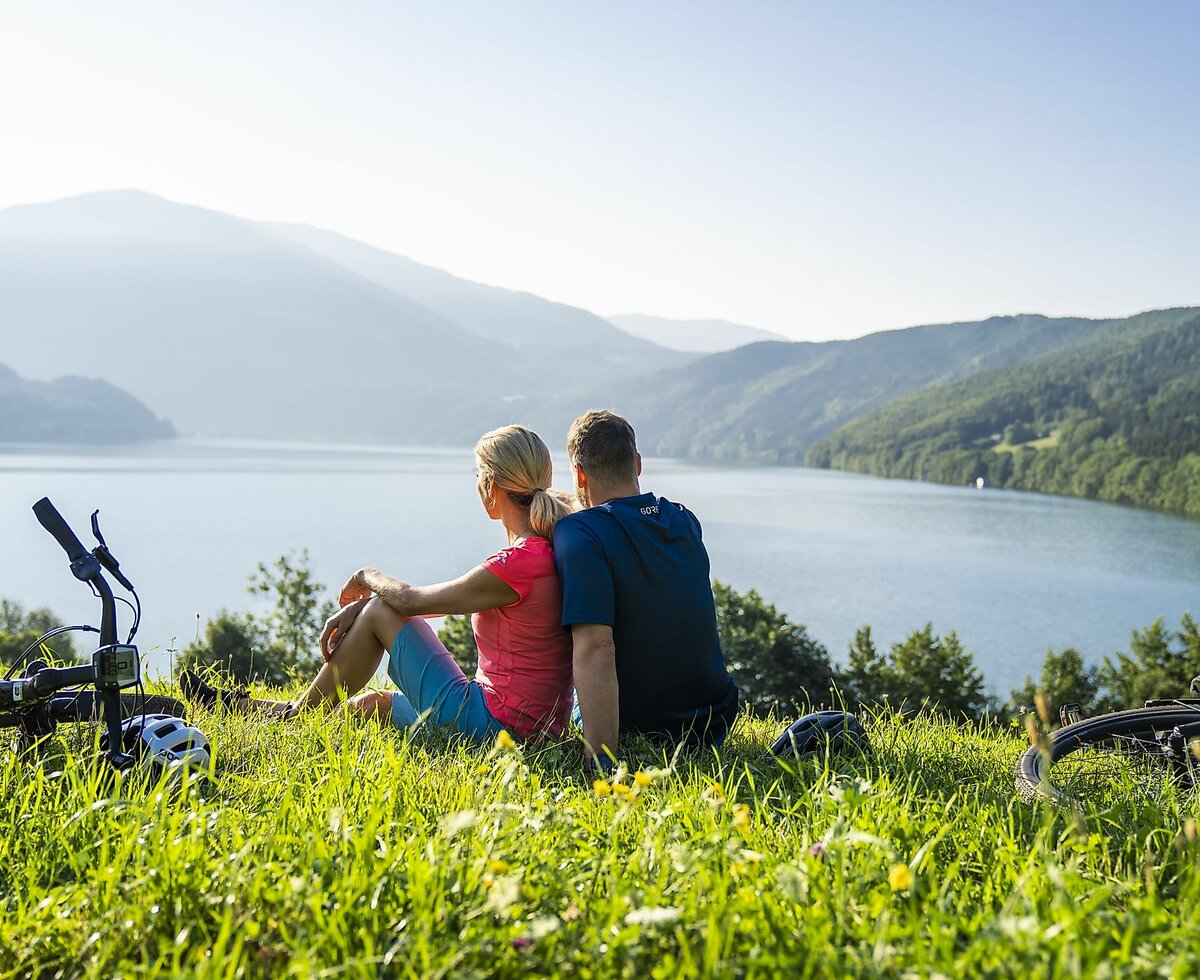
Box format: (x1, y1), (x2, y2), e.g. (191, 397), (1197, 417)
(338, 568), (374, 607)
(571, 623), (619, 768)
(320, 598), (367, 661)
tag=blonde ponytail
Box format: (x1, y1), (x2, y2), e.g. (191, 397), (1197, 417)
(529, 487), (574, 538)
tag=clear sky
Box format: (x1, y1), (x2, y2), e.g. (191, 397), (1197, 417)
(2, 1), (1197, 341)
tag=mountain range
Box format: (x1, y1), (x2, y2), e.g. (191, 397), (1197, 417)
(605, 314), (786, 353)
(574, 310), (1200, 464)
(807, 307), (1200, 515)
(0, 191), (687, 442)
(2, 191), (1194, 515)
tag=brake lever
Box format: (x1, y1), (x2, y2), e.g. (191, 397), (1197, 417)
(90, 510), (108, 549)
(89, 510), (136, 593)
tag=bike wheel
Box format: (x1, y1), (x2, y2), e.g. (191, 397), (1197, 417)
(46, 691), (189, 723)
(1016, 706), (1200, 808)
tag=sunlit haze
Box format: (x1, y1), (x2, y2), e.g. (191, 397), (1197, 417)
(2, 1), (1197, 340)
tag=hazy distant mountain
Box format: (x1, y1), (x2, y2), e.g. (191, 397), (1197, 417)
(0, 190), (491, 441)
(565, 309), (1199, 464)
(266, 225), (683, 374)
(606, 314), (787, 353)
(0, 191), (687, 443)
(0, 362), (173, 442)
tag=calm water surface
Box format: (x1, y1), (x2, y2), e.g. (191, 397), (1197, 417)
(1, 439), (1197, 698)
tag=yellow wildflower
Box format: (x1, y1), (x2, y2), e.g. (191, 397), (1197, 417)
(488, 859), (510, 874)
(732, 803), (751, 832)
(634, 771), (653, 788)
(708, 781), (724, 799)
(594, 779), (612, 796)
(495, 729), (516, 751)
(612, 783), (632, 797)
(888, 863), (913, 892)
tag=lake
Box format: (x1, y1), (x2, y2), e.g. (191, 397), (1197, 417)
(1, 438), (1198, 700)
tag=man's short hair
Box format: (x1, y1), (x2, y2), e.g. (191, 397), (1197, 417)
(567, 410), (638, 484)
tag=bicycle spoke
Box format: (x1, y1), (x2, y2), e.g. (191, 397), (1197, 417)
(1017, 708), (1200, 809)
(1046, 734), (1195, 805)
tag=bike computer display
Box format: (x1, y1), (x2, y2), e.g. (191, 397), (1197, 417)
(93, 644), (141, 690)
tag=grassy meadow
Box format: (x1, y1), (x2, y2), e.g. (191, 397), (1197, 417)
(2, 697), (1199, 978)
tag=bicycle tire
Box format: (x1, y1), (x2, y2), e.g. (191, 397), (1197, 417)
(0, 692), (189, 740)
(47, 691), (188, 723)
(1016, 705), (1200, 808)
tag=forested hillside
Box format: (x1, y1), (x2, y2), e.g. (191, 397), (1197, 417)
(0, 363), (174, 442)
(807, 311), (1200, 516)
(569, 308), (1197, 464)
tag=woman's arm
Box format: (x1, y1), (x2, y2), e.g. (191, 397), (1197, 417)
(339, 565), (519, 617)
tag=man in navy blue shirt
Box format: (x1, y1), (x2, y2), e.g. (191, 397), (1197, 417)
(553, 410), (738, 769)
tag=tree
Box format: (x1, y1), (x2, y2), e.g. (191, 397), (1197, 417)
(838, 623), (990, 721)
(713, 580), (836, 716)
(178, 611), (273, 683)
(0, 599), (78, 667)
(886, 625), (989, 720)
(1095, 615), (1200, 711)
(438, 614), (479, 675)
(1004, 421), (1036, 446)
(1007, 647), (1100, 723)
(249, 551), (335, 671)
(839, 626), (890, 708)
(177, 552), (335, 685)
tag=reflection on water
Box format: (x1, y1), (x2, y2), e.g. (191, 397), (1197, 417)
(2, 439), (1198, 698)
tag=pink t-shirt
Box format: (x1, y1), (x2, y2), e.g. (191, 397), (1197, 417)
(472, 536), (574, 739)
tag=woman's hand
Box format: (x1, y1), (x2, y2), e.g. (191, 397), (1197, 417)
(338, 568), (374, 607)
(341, 567), (420, 616)
(320, 598), (367, 662)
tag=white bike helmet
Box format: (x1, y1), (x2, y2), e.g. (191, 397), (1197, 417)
(102, 712), (212, 773)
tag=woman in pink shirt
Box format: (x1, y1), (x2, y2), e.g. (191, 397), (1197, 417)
(182, 425), (575, 742)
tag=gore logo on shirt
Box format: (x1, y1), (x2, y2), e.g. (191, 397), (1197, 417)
(640, 505), (659, 515)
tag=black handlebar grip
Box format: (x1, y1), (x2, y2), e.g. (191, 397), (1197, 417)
(32, 497), (90, 564)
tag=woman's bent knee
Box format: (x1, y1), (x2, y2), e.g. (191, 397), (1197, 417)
(346, 690), (395, 724)
(363, 596), (408, 647)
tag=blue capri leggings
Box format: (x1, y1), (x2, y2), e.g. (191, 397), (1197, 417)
(386, 619), (505, 743)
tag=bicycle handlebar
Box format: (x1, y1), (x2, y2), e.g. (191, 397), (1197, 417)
(0, 670), (93, 712)
(26, 497), (135, 768)
(32, 497), (116, 646)
(32, 497), (90, 564)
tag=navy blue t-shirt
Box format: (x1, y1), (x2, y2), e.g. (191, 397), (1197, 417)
(553, 492), (738, 745)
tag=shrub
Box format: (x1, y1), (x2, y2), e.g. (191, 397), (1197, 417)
(178, 611), (275, 684)
(1095, 614), (1200, 712)
(0, 599), (78, 667)
(714, 580), (836, 715)
(839, 623), (990, 721)
(1008, 647), (1100, 723)
(438, 614), (479, 676)
(177, 552), (335, 685)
